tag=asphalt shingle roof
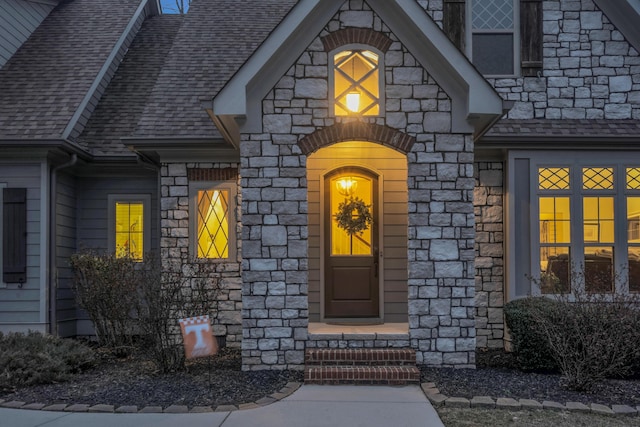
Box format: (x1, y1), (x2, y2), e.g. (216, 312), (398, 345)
(132, 0), (297, 138)
(0, 0), (141, 140)
(78, 15), (184, 156)
(484, 119), (640, 139)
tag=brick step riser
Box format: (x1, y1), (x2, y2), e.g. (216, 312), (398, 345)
(304, 366), (420, 385)
(305, 349), (416, 366)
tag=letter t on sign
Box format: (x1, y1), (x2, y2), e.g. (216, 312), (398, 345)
(179, 315), (218, 359)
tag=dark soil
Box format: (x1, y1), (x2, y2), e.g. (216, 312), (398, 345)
(3, 347), (640, 410)
(421, 349), (640, 408)
(0, 347), (303, 409)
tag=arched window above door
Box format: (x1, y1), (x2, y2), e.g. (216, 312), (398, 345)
(331, 47), (384, 117)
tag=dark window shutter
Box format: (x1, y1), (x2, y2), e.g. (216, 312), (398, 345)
(3, 188), (27, 284)
(520, 0), (543, 77)
(443, 0), (466, 52)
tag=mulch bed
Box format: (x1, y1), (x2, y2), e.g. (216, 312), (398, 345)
(421, 349), (640, 408)
(2, 347), (639, 409)
(0, 347), (302, 409)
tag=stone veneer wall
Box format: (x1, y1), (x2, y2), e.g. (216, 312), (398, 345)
(241, 0), (475, 370)
(473, 162), (504, 349)
(420, 0), (640, 350)
(419, 0), (640, 120)
(160, 162), (243, 347)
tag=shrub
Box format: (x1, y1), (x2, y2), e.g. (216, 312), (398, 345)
(134, 257), (221, 373)
(69, 251), (139, 350)
(531, 292), (640, 391)
(0, 331), (95, 390)
(504, 297), (559, 373)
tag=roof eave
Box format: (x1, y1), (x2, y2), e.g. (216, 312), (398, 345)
(212, 0), (506, 141)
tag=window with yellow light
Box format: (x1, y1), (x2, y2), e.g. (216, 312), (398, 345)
(115, 202), (144, 260)
(196, 189), (230, 259)
(333, 49), (380, 116)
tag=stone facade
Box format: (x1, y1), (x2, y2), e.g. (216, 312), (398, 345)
(160, 162), (243, 347)
(473, 162), (504, 349)
(157, 0), (640, 363)
(240, 0), (475, 370)
(422, 0), (640, 350)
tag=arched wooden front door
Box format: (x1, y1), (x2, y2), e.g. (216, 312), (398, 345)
(324, 167), (379, 318)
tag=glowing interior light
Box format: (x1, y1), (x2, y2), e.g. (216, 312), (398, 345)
(336, 177), (358, 196)
(346, 92), (361, 113)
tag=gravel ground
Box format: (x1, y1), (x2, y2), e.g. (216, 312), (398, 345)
(2, 347), (639, 409)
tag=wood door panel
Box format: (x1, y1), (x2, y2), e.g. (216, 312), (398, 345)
(330, 266), (373, 300)
(324, 167), (379, 318)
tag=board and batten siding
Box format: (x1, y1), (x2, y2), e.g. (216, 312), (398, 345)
(0, 0), (55, 70)
(55, 172), (78, 337)
(307, 141), (409, 323)
(0, 162), (47, 332)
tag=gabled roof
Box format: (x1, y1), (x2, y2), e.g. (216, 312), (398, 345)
(211, 0), (507, 144)
(0, 0), (154, 145)
(78, 15), (184, 156)
(131, 0), (297, 140)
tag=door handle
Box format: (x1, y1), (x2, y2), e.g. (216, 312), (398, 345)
(374, 249), (379, 278)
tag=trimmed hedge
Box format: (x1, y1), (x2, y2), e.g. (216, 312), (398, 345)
(504, 297), (559, 373)
(0, 331), (95, 390)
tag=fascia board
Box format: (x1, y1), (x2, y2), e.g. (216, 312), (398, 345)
(373, 0), (504, 126)
(593, 0), (640, 53)
(213, 0), (343, 119)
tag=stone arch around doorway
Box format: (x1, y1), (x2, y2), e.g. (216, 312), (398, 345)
(298, 122), (416, 155)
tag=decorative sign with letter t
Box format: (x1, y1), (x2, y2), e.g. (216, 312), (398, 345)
(179, 315), (218, 359)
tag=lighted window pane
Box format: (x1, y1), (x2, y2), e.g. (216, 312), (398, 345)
(584, 246), (614, 293)
(540, 247), (570, 294)
(197, 190), (229, 259)
(539, 197), (570, 243)
(538, 167), (570, 190)
(583, 197), (614, 243)
(626, 168), (640, 190)
(334, 50), (379, 116)
(583, 167), (614, 190)
(115, 202), (144, 260)
(629, 247), (640, 293)
(331, 175), (372, 256)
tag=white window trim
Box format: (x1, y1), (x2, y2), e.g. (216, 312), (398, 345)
(508, 151), (640, 298)
(107, 194), (151, 260)
(466, 0), (521, 78)
(189, 181), (237, 262)
(328, 44), (385, 118)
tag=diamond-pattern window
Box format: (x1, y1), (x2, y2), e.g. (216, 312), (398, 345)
(197, 190), (229, 259)
(539, 167), (570, 190)
(334, 50), (379, 116)
(583, 167), (614, 190)
(473, 0), (514, 30)
(627, 168), (640, 190)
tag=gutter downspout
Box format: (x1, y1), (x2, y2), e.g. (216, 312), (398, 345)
(49, 154), (77, 336)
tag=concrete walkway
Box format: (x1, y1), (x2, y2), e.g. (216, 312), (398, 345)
(0, 385), (445, 427)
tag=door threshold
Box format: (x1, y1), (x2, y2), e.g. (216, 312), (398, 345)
(308, 322), (408, 337)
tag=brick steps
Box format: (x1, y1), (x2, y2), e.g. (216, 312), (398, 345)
(304, 348), (420, 385)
